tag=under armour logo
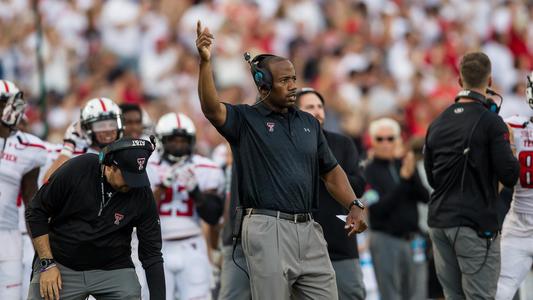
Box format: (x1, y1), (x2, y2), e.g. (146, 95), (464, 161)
(304, 128), (311, 133)
(137, 157), (146, 170)
(114, 213), (124, 225)
(266, 122), (275, 132)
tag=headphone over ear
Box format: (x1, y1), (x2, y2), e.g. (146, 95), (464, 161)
(99, 136), (156, 165)
(454, 89), (501, 114)
(244, 52), (274, 91)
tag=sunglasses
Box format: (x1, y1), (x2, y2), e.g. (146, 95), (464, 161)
(375, 136), (396, 143)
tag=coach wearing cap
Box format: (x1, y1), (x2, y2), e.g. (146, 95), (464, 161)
(26, 138), (165, 300)
(197, 22), (366, 299)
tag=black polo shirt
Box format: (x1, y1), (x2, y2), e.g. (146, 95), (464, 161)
(216, 102), (338, 213)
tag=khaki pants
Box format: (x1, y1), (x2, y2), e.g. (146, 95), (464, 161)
(27, 262), (141, 300)
(241, 214), (338, 300)
(429, 227), (500, 300)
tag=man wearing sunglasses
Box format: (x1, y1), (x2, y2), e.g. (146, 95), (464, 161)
(364, 118), (430, 300)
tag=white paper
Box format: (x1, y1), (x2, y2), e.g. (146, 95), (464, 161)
(336, 215), (347, 222)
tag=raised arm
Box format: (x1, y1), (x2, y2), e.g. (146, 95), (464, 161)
(196, 20), (227, 127)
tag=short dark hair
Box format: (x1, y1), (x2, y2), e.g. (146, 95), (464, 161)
(459, 52), (491, 89)
(295, 88), (325, 107)
(119, 103), (142, 116)
(257, 55), (289, 77)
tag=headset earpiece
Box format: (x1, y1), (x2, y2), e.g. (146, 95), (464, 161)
(244, 52), (274, 91)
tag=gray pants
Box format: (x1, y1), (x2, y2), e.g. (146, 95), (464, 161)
(27, 262), (141, 300)
(218, 244), (251, 300)
(241, 214), (338, 300)
(429, 226), (501, 300)
(331, 259), (366, 300)
(369, 231), (427, 300)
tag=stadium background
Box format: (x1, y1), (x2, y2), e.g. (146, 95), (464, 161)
(2, 0), (533, 298)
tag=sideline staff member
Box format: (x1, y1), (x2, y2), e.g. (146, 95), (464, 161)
(296, 88), (367, 300)
(26, 138), (165, 300)
(424, 52), (519, 299)
(196, 21), (366, 299)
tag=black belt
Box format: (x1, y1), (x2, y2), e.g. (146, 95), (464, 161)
(245, 208), (313, 223)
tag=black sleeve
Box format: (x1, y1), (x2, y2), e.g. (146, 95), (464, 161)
(488, 116), (520, 187)
(190, 187), (224, 225)
(144, 262), (165, 300)
(214, 103), (243, 144)
(135, 189), (165, 298)
(26, 161), (72, 238)
(423, 130), (435, 188)
(317, 126), (338, 174)
(411, 167), (430, 204)
(341, 136), (366, 198)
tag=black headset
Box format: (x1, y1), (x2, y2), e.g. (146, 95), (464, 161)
(244, 52), (274, 91)
(454, 89), (503, 114)
(99, 136), (156, 165)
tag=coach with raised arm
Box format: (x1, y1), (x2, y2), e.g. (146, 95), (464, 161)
(424, 52), (519, 299)
(26, 138), (165, 300)
(196, 20), (366, 300)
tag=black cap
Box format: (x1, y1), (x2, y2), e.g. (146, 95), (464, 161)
(111, 146), (152, 188)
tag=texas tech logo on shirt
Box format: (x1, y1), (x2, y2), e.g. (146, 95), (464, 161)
(266, 122), (275, 132)
(114, 213), (124, 225)
(137, 158), (146, 170)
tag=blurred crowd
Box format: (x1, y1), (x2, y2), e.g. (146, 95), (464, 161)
(2, 0), (533, 157)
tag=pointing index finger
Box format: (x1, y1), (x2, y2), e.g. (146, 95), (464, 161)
(196, 20), (202, 37)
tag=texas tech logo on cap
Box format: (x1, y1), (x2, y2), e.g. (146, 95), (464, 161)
(137, 157), (146, 170)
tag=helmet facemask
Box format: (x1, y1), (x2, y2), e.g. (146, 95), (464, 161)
(160, 131), (195, 163)
(1, 91), (25, 129)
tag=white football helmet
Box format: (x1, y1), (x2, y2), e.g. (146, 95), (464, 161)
(0, 80), (25, 129)
(526, 71), (533, 109)
(155, 112), (196, 162)
(80, 97), (123, 147)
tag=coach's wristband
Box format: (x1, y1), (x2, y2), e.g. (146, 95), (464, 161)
(40, 263), (57, 273)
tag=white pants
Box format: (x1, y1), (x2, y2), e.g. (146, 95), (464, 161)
(0, 229), (22, 299)
(496, 209), (533, 300)
(21, 233), (34, 299)
(163, 235), (211, 300)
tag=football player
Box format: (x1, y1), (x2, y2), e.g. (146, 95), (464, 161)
(147, 112), (225, 300)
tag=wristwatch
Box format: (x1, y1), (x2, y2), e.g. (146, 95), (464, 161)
(349, 199), (365, 210)
(40, 258), (56, 271)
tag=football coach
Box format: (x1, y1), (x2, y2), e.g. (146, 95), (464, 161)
(196, 21), (366, 300)
(26, 137), (165, 300)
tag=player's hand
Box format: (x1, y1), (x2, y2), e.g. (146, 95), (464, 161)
(63, 121), (90, 149)
(400, 151), (416, 179)
(175, 163), (198, 192)
(196, 20), (213, 62)
(40, 266), (62, 300)
(345, 206), (367, 236)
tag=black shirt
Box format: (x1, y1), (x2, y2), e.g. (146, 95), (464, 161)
(365, 158), (429, 237)
(424, 102), (519, 232)
(26, 154), (163, 271)
(215, 102), (338, 213)
(313, 130), (365, 260)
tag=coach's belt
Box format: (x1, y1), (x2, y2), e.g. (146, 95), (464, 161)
(245, 208), (313, 223)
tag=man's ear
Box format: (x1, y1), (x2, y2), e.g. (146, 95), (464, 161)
(488, 76), (493, 87)
(458, 77), (463, 88)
